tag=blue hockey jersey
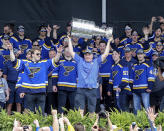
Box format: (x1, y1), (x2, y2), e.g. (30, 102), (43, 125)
(99, 53), (114, 78)
(120, 36), (132, 45)
(145, 47), (164, 63)
(14, 35), (32, 59)
(0, 34), (19, 49)
(52, 58), (77, 91)
(0, 47), (10, 69)
(125, 42), (143, 53)
(132, 61), (155, 93)
(108, 62), (131, 93)
(148, 39), (164, 49)
(13, 58), (56, 94)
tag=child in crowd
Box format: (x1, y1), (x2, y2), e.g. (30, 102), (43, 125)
(0, 69), (9, 108)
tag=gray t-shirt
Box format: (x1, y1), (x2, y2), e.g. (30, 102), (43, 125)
(0, 78), (8, 103)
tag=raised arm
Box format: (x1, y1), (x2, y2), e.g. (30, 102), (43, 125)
(68, 36), (75, 58)
(143, 27), (149, 41)
(59, 116), (65, 131)
(53, 25), (60, 39)
(101, 36), (113, 62)
(106, 112), (113, 131)
(51, 110), (59, 131)
(91, 115), (99, 131)
(9, 43), (15, 62)
(54, 45), (63, 62)
(149, 16), (156, 35)
(146, 107), (158, 131)
(46, 25), (52, 37)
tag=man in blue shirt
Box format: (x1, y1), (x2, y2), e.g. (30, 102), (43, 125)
(68, 35), (113, 116)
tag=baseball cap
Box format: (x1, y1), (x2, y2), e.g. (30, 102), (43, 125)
(84, 48), (93, 54)
(2, 34), (10, 40)
(125, 25), (132, 30)
(124, 47), (131, 53)
(137, 49), (144, 54)
(17, 25), (25, 32)
(152, 51), (159, 56)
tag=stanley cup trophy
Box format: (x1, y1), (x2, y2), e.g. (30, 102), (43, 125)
(71, 18), (113, 39)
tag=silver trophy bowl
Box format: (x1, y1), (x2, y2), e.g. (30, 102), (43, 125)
(71, 18), (113, 39)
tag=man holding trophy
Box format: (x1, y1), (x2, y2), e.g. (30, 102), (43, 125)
(68, 18), (113, 116)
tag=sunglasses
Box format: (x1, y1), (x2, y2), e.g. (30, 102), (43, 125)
(36, 53), (41, 56)
(33, 45), (40, 46)
(4, 38), (10, 40)
(40, 30), (47, 32)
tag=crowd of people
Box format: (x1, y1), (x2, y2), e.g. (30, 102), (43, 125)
(0, 15), (164, 130)
(11, 108), (162, 131)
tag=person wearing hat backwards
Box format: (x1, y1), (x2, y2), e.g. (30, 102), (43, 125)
(132, 49), (155, 114)
(14, 25), (32, 59)
(67, 35), (113, 116)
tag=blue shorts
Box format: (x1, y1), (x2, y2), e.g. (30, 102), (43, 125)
(7, 82), (23, 104)
(75, 88), (97, 113)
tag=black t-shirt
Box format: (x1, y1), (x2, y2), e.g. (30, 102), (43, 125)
(152, 76), (164, 96)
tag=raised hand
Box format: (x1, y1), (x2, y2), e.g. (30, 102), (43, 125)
(51, 109), (57, 116)
(158, 16), (164, 23)
(63, 117), (71, 125)
(108, 35), (114, 43)
(46, 24), (52, 33)
(7, 43), (13, 51)
(146, 107), (158, 122)
(53, 25), (60, 30)
(142, 27), (150, 36)
(151, 16), (157, 23)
